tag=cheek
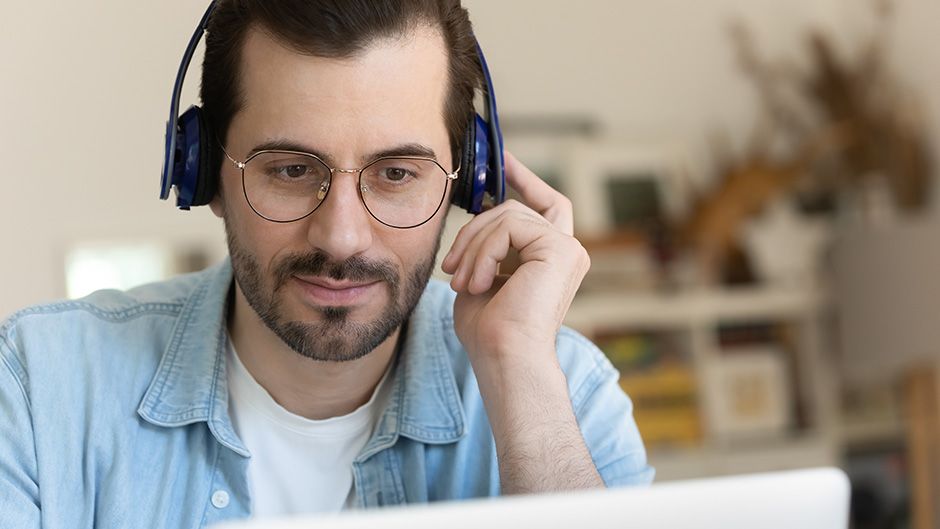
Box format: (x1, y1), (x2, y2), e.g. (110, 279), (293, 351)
(388, 209), (448, 271)
(223, 182), (306, 268)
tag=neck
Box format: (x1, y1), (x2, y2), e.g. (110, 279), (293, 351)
(228, 282), (399, 420)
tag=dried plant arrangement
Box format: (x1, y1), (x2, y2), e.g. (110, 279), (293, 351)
(682, 0), (933, 277)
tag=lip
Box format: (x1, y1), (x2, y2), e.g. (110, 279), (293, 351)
(291, 275), (381, 306)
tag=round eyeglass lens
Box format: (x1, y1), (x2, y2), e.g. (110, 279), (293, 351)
(242, 151), (332, 222)
(359, 157), (450, 228)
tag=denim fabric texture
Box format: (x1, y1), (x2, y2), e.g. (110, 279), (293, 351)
(0, 259), (653, 528)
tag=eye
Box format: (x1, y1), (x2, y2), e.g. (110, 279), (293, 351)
(362, 158), (435, 190)
(382, 167), (413, 182)
(276, 164), (311, 179)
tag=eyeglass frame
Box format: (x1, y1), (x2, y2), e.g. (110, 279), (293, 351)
(221, 146), (461, 229)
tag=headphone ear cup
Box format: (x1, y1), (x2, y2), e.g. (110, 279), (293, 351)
(173, 106), (204, 209)
(452, 114), (477, 210)
(189, 108), (218, 207)
(468, 114), (491, 214)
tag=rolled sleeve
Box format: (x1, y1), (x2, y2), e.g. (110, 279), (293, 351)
(559, 329), (655, 487)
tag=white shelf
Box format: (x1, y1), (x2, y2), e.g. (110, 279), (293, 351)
(650, 433), (840, 482)
(565, 284), (842, 481)
(565, 286), (829, 331)
(841, 415), (904, 447)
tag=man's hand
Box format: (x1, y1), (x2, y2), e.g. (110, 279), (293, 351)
(441, 151), (590, 365)
(441, 151), (603, 494)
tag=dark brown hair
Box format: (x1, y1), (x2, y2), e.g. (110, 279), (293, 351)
(200, 0), (482, 178)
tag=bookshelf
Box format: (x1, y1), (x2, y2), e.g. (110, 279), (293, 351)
(565, 285), (842, 482)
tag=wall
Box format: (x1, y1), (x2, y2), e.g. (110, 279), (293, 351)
(858, 0), (940, 198)
(465, 0), (843, 156)
(0, 1), (226, 319)
(0, 0), (934, 319)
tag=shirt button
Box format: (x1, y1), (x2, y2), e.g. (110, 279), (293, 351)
(211, 490), (230, 509)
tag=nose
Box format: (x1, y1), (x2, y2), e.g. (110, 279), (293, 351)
(304, 171), (373, 262)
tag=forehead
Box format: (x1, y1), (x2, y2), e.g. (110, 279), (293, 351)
(233, 25), (451, 163)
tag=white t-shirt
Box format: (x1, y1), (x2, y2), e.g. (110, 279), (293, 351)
(226, 340), (391, 519)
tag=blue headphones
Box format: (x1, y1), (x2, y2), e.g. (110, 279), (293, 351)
(160, 1), (505, 216)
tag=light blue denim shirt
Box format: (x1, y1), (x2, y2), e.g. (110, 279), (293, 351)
(0, 260), (653, 528)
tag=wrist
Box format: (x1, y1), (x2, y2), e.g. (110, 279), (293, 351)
(468, 327), (558, 362)
(471, 344), (568, 412)
(469, 339), (561, 382)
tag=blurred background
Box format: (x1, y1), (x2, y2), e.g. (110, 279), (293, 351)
(2, 0), (939, 527)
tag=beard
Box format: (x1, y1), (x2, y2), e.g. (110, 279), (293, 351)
(225, 219), (441, 363)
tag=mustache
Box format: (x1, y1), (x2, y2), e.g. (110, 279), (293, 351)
(272, 251), (399, 292)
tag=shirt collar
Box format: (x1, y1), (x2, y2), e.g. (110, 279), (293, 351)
(358, 285), (468, 461)
(137, 259), (466, 459)
(136, 259), (248, 456)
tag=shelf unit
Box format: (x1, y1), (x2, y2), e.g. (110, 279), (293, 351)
(564, 285), (842, 482)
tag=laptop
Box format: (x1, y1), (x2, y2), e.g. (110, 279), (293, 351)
(215, 467), (851, 529)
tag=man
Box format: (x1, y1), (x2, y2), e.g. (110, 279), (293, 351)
(0, 1), (652, 527)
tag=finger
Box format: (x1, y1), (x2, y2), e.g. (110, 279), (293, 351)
(504, 150), (574, 235)
(452, 210), (551, 295)
(441, 199), (544, 274)
(450, 211), (509, 291)
(469, 231), (510, 295)
(452, 219), (509, 295)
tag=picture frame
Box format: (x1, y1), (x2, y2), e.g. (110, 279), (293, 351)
(500, 134), (581, 199)
(563, 140), (694, 238)
(498, 113), (600, 199)
(702, 346), (793, 440)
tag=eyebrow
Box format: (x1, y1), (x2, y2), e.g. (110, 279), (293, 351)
(247, 140), (439, 166)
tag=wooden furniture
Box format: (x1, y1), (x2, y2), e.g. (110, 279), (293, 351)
(904, 367), (940, 529)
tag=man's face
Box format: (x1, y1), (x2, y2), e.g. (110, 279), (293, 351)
(214, 26), (453, 362)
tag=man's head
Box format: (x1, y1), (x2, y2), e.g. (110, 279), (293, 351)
(201, 0), (482, 362)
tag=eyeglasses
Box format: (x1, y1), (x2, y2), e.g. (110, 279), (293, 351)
(222, 148), (459, 229)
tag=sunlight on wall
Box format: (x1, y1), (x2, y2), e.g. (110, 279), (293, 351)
(64, 243), (174, 299)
